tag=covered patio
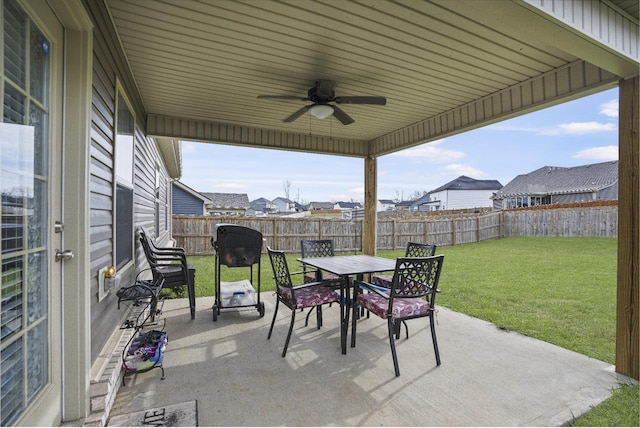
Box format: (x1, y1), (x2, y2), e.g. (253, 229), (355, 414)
(99, 0), (638, 382)
(108, 297), (633, 426)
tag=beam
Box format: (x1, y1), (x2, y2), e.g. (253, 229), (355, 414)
(370, 60), (619, 156)
(146, 114), (369, 158)
(616, 76), (639, 380)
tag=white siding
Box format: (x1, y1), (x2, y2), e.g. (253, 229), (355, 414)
(430, 190), (495, 210)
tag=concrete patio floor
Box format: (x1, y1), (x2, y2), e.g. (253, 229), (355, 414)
(108, 296), (634, 427)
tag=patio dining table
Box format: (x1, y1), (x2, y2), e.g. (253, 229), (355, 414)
(297, 254), (396, 354)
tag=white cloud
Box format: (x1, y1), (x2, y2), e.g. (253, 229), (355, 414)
(181, 141), (195, 153)
(442, 164), (486, 177)
(391, 139), (465, 162)
(573, 145), (618, 161)
(600, 99), (618, 118)
(540, 121), (616, 135)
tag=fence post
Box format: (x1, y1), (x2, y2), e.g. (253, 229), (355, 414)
(451, 219), (456, 246)
(424, 219), (429, 246)
(392, 219), (396, 250)
(271, 217), (277, 250)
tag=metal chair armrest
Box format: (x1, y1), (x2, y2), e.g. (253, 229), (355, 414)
(354, 280), (390, 298)
(291, 281), (326, 289)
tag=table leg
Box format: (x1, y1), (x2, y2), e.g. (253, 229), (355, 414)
(341, 275), (348, 354)
(350, 273), (364, 348)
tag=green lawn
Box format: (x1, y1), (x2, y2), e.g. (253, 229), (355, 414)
(184, 237), (638, 426)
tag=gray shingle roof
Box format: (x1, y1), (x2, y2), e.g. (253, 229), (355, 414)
(309, 202), (335, 210)
(430, 176), (503, 193)
(201, 192), (250, 209)
(493, 161), (618, 199)
(336, 201), (363, 209)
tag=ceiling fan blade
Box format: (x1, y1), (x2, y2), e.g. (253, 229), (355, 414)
(258, 95), (309, 101)
(334, 96), (386, 105)
(331, 105), (355, 125)
(283, 105), (312, 122)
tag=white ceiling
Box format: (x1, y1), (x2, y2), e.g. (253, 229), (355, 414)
(105, 0), (639, 160)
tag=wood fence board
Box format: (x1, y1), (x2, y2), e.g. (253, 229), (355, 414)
(173, 206), (617, 255)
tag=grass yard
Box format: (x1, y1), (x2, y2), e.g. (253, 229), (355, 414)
(185, 236), (638, 426)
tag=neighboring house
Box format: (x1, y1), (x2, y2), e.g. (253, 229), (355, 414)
(423, 176), (503, 211)
(201, 192), (250, 216)
(334, 201), (364, 211)
(248, 197), (277, 216)
(308, 201), (335, 210)
(394, 200), (414, 211)
(272, 197), (298, 213)
(377, 199), (396, 211)
(492, 161), (619, 210)
(409, 193), (431, 212)
(172, 181), (211, 215)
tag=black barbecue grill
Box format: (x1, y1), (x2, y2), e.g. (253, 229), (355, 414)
(211, 224), (265, 321)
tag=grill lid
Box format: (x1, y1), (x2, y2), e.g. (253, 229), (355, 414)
(212, 224), (263, 267)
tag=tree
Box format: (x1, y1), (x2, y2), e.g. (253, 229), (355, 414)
(282, 180), (291, 200)
(394, 189), (405, 203)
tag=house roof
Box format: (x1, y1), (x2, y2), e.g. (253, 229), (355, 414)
(201, 192), (250, 209)
(309, 202), (335, 210)
(430, 176), (503, 193)
(173, 180), (211, 203)
(336, 201), (363, 209)
(273, 197), (294, 204)
(493, 161), (619, 199)
(379, 199), (395, 204)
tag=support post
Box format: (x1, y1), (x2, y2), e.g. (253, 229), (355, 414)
(616, 76), (639, 380)
(363, 156), (377, 255)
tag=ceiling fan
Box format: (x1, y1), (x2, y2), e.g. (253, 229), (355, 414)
(257, 80), (386, 125)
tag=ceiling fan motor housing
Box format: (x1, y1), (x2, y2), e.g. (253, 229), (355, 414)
(308, 85), (334, 103)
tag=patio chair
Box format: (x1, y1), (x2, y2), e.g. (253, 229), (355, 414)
(300, 239), (342, 287)
(267, 247), (339, 357)
(300, 239), (345, 326)
(352, 255), (444, 377)
(368, 242), (437, 338)
(372, 242), (437, 289)
(139, 228), (196, 320)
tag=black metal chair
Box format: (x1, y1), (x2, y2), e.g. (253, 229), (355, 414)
(300, 239), (345, 326)
(352, 255), (445, 377)
(300, 239), (342, 286)
(267, 247), (339, 357)
(138, 228), (196, 319)
(372, 242), (437, 288)
(368, 242), (437, 338)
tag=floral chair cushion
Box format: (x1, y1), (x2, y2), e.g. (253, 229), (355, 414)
(279, 285), (339, 309)
(357, 292), (430, 321)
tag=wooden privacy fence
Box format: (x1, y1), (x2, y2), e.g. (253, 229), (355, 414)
(172, 205), (617, 255)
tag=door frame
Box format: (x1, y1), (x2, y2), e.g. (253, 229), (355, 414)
(15, 0), (93, 424)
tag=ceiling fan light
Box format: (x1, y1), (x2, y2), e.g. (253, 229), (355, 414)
(309, 104), (334, 119)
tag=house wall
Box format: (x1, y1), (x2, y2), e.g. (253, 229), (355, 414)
(173, 184), (206, 215)
(553, 192), (596, 204)
(86, 0), (172, 363)
(430, 189), (495, 210)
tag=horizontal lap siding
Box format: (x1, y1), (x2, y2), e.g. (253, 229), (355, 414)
(87, 0), (173, 363)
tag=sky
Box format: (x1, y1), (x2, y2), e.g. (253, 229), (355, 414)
(179, 87), (619, 204)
